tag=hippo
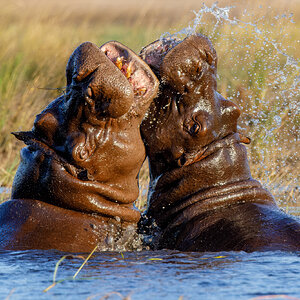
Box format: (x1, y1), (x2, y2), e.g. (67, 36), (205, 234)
(139, 34), (300, 252)
(0, 41), (158, 252)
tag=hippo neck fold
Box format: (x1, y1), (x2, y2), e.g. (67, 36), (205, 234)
(146, 133), (276, 227)
(12, 140), (141, 223)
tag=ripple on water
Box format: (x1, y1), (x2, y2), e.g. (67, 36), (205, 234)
(0, 250), (299, 300)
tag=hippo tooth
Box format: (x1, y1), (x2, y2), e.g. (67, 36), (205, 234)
(126, 61), (134, 79)
(115, 56), (124, 70)
(135, 87), (147, 96)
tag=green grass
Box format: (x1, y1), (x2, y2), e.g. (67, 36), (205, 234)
(0, 0), (299, 209)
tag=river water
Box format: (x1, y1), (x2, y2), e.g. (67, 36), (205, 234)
(0, 249), (299, 299)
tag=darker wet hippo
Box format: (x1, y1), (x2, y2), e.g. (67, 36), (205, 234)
(139, 34), (300, 252)
(0, 41), (158, 252)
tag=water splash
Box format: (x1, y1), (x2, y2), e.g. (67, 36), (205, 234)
(161, 2), (237, 39)
(157, 2), (299, 207)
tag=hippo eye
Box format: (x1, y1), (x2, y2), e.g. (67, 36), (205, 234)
(189, 122), (200, 136)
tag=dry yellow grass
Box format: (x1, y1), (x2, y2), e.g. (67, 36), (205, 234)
(0, 0), (299, 211)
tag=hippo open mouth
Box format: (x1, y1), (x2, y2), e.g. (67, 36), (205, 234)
(139, 36), (182, 76)
(101, 41), (156, 99)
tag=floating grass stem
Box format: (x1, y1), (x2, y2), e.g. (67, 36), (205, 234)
(43, 245), (97, 292)
(73, 245), (98, 279)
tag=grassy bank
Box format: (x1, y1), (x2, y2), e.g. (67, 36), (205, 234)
(0, 0), (299, 210)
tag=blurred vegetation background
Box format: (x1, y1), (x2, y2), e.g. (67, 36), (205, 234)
(0, 0), (299, 212)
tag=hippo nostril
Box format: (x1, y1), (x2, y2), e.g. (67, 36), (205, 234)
(177, 155), (187, 167)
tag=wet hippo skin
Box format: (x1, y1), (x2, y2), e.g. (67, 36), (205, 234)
(0, 41), (158, 252)
(139, 34), (300, 252)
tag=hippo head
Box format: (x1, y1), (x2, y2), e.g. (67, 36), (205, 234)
(14, 41), (158, 178)
(30, 41), (158, 169)
(140, 34), (247, 179)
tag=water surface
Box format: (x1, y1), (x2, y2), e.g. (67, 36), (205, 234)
(0, 250), (299, 299)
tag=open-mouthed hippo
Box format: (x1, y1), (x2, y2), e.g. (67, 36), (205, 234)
(139, 34), (300, 252)
(0, 41), (158, 252)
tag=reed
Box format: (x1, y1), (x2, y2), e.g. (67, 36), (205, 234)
(0, 0), (299, 210)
